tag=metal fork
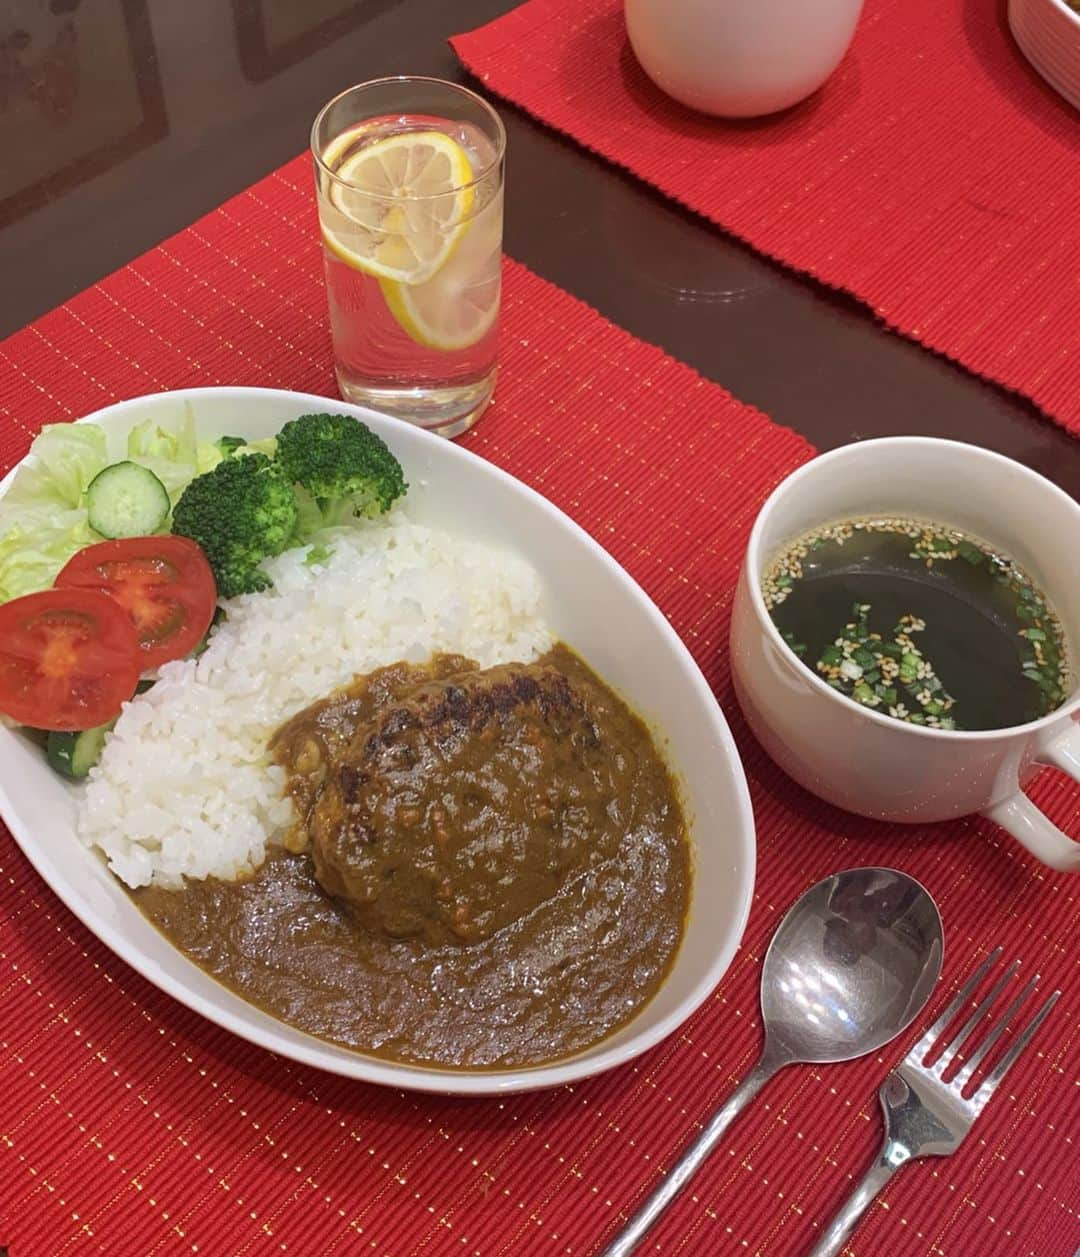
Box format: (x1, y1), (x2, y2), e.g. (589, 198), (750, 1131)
(809, 947), (1060, 1257)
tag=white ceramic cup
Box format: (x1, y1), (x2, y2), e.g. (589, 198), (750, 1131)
(730, 438), (1080, 872)
(625, 0), (866, 119)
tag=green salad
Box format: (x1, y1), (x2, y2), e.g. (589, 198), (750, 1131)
(0, 408), (407, 605)
(0, 408), (407, 781)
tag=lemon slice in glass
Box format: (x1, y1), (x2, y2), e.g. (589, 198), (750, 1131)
(320, 130), (475, 285)
(381, 211), (501, 351)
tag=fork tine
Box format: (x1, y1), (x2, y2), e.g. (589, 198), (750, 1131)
(909, 946), (1003, 1062)
(972, 988), (1061, 1112)
(933, 959), (1019, 1076)
(952, 974), (1038, 1091)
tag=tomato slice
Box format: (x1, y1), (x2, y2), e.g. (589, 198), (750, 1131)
(0, 589), (142, 731)
(55, 537), (217, 670)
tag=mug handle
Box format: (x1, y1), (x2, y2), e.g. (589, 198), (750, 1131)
(982, 722), (1080, 872)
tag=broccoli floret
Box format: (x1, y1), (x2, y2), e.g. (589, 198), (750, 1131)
(172, 454), (298, 599)
(303, 541), (335, 567)
(216, 435), (279, 459)
(276, 413), (406, 535)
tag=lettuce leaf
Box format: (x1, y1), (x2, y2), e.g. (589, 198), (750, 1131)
(0, 409), (216, 603)
(0, 513), (100, 603)
(1, 423), (108, 514)
(0, 424), (110, 601)
(126, 405), (224, 500)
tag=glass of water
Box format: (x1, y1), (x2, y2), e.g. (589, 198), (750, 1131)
(311, 77), (506, 438)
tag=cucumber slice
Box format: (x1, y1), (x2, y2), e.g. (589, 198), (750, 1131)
(47, 722), (114, 779)
(86, 461), (170, 538)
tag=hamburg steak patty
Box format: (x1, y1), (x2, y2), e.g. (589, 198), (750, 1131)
(278, 646), (654, 946)
(270, 654), (474, 849)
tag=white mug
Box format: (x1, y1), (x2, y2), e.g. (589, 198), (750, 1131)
(625, 0), (866, 119)
(730, 438), (1080, 872)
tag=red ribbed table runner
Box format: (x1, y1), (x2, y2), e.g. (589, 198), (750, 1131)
(452, 0), (1080, 434)
(0, 155), (1077, 1256)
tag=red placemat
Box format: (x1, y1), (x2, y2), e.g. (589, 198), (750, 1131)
(452, 0), (1080, 435)
(1, 156), (1078, 1257)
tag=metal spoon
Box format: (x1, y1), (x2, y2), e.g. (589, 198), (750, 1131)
(603, 867), (943, 1256)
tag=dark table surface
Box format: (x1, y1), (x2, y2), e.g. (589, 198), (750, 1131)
(2, 0), (1077, 498)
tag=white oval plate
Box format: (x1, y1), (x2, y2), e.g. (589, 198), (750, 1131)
(0, 387), (755, 1095)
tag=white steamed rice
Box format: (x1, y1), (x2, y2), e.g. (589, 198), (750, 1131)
(78, 509), (550, 888)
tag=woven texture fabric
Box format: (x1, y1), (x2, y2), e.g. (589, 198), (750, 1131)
(452, 0), (1080, 434)
(0, 155), (1078, 1257)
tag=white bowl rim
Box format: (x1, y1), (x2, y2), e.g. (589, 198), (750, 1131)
(1045, 0), (1080, 31)
(0, 385), (756, 1096)
(745, 435), (1080, 744)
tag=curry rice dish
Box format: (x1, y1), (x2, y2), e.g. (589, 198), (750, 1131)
(135, 645), (692, 1069)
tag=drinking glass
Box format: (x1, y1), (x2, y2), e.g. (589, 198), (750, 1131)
(311, 77), (506, 438)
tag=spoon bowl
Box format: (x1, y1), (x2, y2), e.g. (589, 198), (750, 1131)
(762, 867), (943, 1065)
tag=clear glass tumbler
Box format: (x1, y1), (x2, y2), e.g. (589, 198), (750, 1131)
(311, 77), (506, 438)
